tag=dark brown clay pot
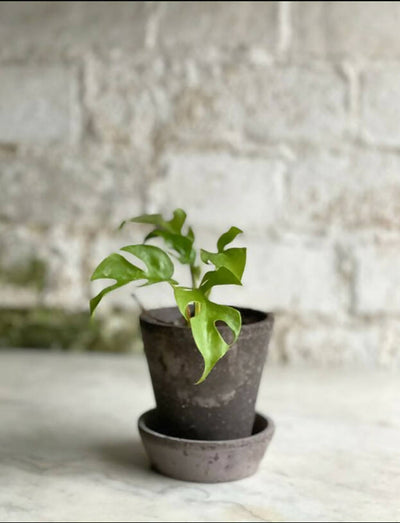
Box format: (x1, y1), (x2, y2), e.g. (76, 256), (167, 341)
(140, 306), (274, 441)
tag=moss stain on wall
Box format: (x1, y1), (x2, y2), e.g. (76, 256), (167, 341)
(0, 308), (143, 353)
(0, 257), (47, 290)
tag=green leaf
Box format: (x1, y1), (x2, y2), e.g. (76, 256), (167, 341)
(91, 252), (145, 283)
(200, 247), (246, 281)
(90, 245), (175, 315)
(187, 226), (195, 243)
(119, 213), (165, 231)
(120, 244), (175, 282)
(174, 287), (242, 383)
(144, 230), (195, 265)
(190, 264), (201, 286)
(120, 208), (187, 235)
(168, 208), (187, 234)
(199, 266), (242, 294)
(217, 226), (243, 252)
(120, 208), (196, 267)
(200, 226), (246, 286)
(90, 253), (145, 315)
(89, 282), (125, 316)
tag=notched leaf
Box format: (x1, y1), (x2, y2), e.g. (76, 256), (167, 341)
(200, 248), (246, 282)
(120, 244), (174, 282)
(217, 226), (243, 252)
(144, 230), (194, 265)
(120, 208), (196, 267)
(91, 253), (145, 283)
(91, 212), (246, 384)
(200, 226), (246, 285)
(199, 266), (242, 294)
(90, 245), (175, 315)
(174, 286), (242, 383)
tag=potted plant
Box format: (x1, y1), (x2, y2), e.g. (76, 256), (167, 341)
(90, 209), (275, 482)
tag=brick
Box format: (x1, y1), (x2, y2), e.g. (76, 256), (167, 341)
(287, 148), (400, 232)
(0, 225), (43, 284)
(284, 323), (380, 367)
(239, 65), (347, 143)
(0, 225), (43, 308)
(212, 238), (346, 315)
(85, 54), (170, 151)
(361, 68), (400, 147)
(379, 320), (400, 369)
(150, 151), (285, 232)
(163, 74), (241, 146)
(0, 225), (86, 310)
(157, 2), (279, 50)
(292, 2), (400, 58)
(41, 228), (87, 311)
(168, 64), (347, 144)
(0, 66), (78, 144)
(0, 225), (87, 311)
(0, 2), (149, 59)
(354, 244), (400, 315)
(0, 285), (39, 310)
(87, 58), (346, 146)
(0, 148), (143, 230)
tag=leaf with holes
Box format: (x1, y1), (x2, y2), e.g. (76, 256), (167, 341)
(174, 286), (242, 383)
(90, 209), (248, 383)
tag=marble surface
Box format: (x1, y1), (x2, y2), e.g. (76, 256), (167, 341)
(1, 350), (399, 522)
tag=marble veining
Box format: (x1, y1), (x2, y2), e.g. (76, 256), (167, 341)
(1, 350), (399, 522)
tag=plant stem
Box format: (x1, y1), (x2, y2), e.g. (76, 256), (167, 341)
(190, 264), (198, 289)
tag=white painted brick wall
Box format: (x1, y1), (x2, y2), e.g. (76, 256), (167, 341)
(284, 323), (381, 367)
(355, 244), (400, 316)
(0, 2), (150, 60)
(287, 148), (400, 232)
(0, 66), (79, 144)
(0, 224), (43, 309)
(41, 228), (88, 311)
(150, 151), (286, 232)
(237, 65), (348, 143)
(154, 64), (348, 145)
(361, 67), (400, 147)
(157, 2), (279, 50)
(212, 238), (347, 315)
(0, 147), (143, 229)
(292, 2), (400, 58)
(0, 1), (399, 368)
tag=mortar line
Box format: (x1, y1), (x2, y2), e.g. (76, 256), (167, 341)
(278, 1), (292, 58)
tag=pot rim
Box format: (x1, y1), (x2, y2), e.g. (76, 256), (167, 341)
(138, 408), (275, 445)
(140, 305), (274, 331)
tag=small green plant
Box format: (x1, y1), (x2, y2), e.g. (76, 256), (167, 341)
(90, 209), (246, 383)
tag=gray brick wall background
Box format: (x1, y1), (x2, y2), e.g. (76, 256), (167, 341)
(1, 1), (399, 367)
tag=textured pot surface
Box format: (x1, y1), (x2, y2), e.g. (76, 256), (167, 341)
(138, 408), (275, 483)
(140, 306), (274, 440)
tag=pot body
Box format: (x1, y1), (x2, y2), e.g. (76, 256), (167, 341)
(140, 306), (274, 441)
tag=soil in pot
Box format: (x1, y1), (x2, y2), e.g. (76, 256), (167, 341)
(140, 306), (274, 441)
